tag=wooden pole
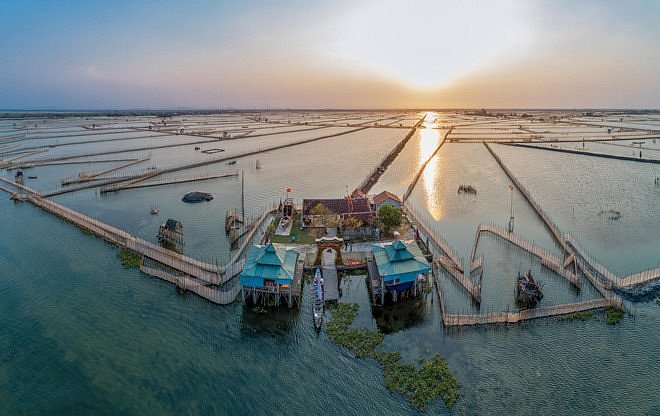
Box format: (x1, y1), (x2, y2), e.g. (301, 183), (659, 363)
(241, 170), (245, 223)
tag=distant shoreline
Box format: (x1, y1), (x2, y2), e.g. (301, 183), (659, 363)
(1, 108), (659, 119)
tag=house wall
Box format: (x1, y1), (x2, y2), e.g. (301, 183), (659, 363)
(376, 198), (402, 210)
(382, 271), (420, 284)
(240, 275), (265, 287)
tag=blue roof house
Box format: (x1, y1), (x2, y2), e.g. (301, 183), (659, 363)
(372, 240), (430, 302)
(240, 243), (300, 307)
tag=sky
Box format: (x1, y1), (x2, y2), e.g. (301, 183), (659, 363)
(1, 0), (659, 109)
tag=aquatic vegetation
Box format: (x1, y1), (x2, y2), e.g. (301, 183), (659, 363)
(566, 311), (593, 321)
(326, 303), (383, 357)
(117, 248), (141, 269)
(327, 303), (459, 411)
(606, 308), (624, 325)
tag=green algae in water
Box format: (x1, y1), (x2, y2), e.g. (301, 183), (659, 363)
(565, 311), (593, 321)
(326, 303), (383, 358)
(117, 248), (141, 269)
(606, 308), (624, 325)
(326, 303), (459, 411)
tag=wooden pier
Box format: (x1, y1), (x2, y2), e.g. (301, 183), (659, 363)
(357, 115), (425, 194)
(402, 127), (452, 202)
(441, 298), (618, 326)
(402, 200), (463, 272)
(321, 249), (340, 301)
(61, 157), (150, 185)
(437, 255), (481, 301)
(4, 180), (278, 305)
(566, 236), (660, 290)
(485, 142), (658, 292)
(476, 223), (580, 287)
(140, 263), (241, 305)
(366, 257), (384, 304)
(119, 172), (238, 191)
(433, 262), (620, 327)
(506, 143), (660, 164)
(322, 266), (339, 301)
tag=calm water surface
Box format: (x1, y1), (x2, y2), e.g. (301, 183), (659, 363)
(1, 114), (659, 415)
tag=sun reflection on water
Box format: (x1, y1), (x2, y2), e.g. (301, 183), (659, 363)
(416, 112), (444, 220)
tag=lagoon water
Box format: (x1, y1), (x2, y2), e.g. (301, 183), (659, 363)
(1, 113), (659, 415)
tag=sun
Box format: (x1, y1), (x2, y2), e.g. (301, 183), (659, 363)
(330, 0), (532, 90)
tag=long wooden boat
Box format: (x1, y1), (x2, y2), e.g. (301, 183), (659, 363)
(313, 268), (324, 330)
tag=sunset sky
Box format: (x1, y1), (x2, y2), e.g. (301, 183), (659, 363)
(1, 0), (659, 109)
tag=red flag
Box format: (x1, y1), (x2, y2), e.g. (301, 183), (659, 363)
(286, 188), (291, 193)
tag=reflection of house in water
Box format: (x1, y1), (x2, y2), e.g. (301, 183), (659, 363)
(369, 240), (430, 304)
(240, 243), (303, 308)
(158, 218), (184, 251)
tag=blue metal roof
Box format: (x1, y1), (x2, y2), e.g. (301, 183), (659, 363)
(372, 240), (430, 283)
(240, 243), (298, 286)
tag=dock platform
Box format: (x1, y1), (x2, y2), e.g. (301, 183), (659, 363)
(322, 266), (339, 301)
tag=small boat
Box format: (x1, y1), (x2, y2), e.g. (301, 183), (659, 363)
(226, 160), (237, 166)
(313, 268), (324, 330)
(194, 146), (200, 150)
(150, 206), (158, 215)
(28, 176), (37, 179)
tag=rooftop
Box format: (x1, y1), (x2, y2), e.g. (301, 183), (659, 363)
(373, 190), (401, 205)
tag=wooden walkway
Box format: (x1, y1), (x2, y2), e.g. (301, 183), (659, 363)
(437, 255), (481, 301)
(140, 264), (241, 305)
(322, 266), (339, 301)
(0, 185), (14, 194)
(442, 298), (618, 326)
(61, 157), (149, 185)
(485, 142), (658, 292)
(484, 142), (568, 252)
(120, 172), (238, 190)
(357, 115), (425, 194)
(321, 250), (339, 301)
(477, 223), (580, 287)
(366, 258), (383, 303)
(566, 236), (660, 290)
(403, 200), (464, 272)
(20, 188), (275, 289)
(99, 171), (162, 193)
(506, 143), (660, 164)
(433, 264), (619, 327)
(402, 127), (451, 201)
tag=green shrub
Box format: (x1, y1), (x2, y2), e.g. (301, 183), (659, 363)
(377, 204), (402, 234)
